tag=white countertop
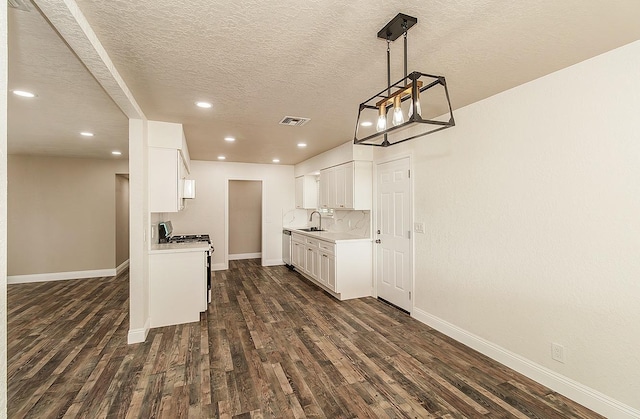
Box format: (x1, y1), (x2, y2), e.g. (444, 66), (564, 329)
(150, 242), (211, 254)
(290, 229), (372, 243)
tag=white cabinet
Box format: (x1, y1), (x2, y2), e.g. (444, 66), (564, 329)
(335, 164), (346, 208)
(318, 242), (336, 291)
(303, 237), (321, 279)
(149, 250), (207, 328)
(291, 235), (305, 269)
(148, 121), (192, 213)
(295, 175), (318, 209)
(293, 233), (321, 280)
(291, 232), (371, 300)
(149, 148), (189, 212)
(319, 161), (371, 210)
(319, 168), (334, 209)
(305, 244), (319, 279)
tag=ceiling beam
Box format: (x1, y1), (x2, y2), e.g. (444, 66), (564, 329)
(32, 0), (145, 120)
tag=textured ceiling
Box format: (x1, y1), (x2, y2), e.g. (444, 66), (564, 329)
(9, 1), (640, 164)
(7, 2), (129, 159)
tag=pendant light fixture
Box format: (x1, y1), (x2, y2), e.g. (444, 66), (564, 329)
(354, 13), (455, 147)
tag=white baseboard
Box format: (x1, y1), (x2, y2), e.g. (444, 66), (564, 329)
(8, 268), (117, 284)
(116, 259), (130, 275)
(228, 252), (262, 260)
(127, 317), (150, 344)
(212, 262), (227, 271)
(262, 259), (285, 267)
(412, 308), (640, 419)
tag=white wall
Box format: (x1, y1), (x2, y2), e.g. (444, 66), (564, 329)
(128, 119), (150, 344)
(374, 40), (640, 414)
(168, 160), (294, 269)
(1, 4), (8, 416)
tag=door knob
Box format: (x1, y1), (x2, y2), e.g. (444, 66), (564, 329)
(375, 239), (381, 244)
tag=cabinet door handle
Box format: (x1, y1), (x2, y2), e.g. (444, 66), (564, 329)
(322, 254), (328, 258)
(375, 239), (381, 244)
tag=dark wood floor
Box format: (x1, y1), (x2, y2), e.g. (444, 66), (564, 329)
(7, 259), (603, 418)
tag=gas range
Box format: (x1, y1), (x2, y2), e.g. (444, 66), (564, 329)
(168, 234), (211, 244)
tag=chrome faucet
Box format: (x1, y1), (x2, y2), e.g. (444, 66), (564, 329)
(309, 211), (322, 231)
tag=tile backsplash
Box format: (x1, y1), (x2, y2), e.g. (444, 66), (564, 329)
(282, 209), (308, 228)
(282, 209), (370, 238)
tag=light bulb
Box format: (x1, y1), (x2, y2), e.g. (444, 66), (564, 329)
(393, 107), (405, 126)
(409, 97), (422, 118)
(392, 96), (404, 126)
(376, 105), (387, 132)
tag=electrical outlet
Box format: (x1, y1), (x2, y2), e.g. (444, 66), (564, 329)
(414, 222), (425, 234)
(551, 343), (565, 363)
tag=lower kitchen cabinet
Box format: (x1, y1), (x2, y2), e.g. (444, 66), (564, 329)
(318, 250), (336, 290)
(292, 236), (305, 268)
(149, 249), (207, 328)
(291, 232), (371, 300)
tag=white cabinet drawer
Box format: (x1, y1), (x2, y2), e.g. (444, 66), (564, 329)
(318, 240), (335, 254)
(305, 237), (320, 248)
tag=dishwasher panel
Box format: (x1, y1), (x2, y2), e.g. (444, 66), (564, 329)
(282, 229), (292, 267)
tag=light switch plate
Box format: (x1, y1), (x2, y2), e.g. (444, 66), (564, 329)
(414, 222), (425, 234)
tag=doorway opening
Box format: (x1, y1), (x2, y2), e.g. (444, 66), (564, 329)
(227, 180), (263, 263)
(115, 174), (130, 274)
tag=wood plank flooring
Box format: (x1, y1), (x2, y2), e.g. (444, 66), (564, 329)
(7, 259), (604, 418)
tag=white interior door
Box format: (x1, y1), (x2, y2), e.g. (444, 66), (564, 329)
(376, 157), (412, 312)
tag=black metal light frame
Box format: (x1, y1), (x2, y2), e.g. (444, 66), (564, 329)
(354, 13), (455, 147)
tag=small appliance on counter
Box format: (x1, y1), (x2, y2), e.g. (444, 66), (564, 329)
(158, 221), (173, 243)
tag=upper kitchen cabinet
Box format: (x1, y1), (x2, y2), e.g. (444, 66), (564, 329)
(319, 161), (372, 210)
(295, 175), (318, 209)
(148, 121), (192, 213)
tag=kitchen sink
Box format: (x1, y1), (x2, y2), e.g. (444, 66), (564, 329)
(297, 228), (325, 232)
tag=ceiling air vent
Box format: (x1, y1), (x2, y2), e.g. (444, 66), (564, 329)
(8, 0), (31, 11)
(279, 116), (311, 127)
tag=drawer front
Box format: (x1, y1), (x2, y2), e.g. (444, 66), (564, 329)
(318, 241), (335, 254)
(305, 237), (320, 248)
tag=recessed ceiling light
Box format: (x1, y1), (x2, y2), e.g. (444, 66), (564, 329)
(80, 132), (94, 137)
(111, 151), (122, 156)
(218, 155), (226, 160)
(12, 90), (36, 98)
(224, 137), (235, 142)
(272, 158), (280, 163)
(196, 101), (212, 108)
(361, 121), (373, 127)
(297, 143), (307, 148)
(314, 171), (321, 175)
